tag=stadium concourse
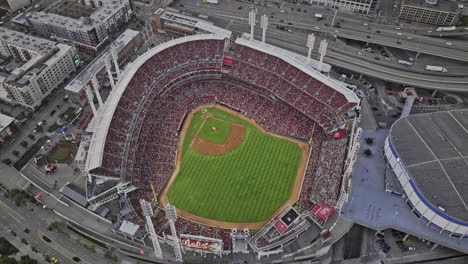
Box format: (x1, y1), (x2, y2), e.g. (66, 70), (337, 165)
(83, 33), (360, 257)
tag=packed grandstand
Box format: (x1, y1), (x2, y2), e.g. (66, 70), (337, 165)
(84, 33), (361, 253)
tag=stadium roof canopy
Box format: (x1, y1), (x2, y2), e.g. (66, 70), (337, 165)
(390, 109), (468, 221)
(85, 34), (227, 173)
(235, 36), (360, 104)
(119, 220), (140, 236)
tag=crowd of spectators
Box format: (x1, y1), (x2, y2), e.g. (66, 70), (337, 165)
(88, 39), (355, 250)
(230, 44), (356, 132)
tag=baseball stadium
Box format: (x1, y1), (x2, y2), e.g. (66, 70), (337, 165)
(84, 32), (361, 255)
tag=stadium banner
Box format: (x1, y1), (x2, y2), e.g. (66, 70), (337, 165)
(311, 203), (336, 223)
(222, 56), (233, 66)
(180, 234), (223, 252)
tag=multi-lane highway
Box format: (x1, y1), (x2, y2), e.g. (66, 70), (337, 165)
(0, 194), (121, 264)
(174, 0), (468, 91)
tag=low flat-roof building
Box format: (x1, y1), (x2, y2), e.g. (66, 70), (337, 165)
(0, 0), (30, 12)
(308, 0), (377, 14)
(399, 0), (460, 26)
(153, 8), (231, 38)
(0, 112), (14, 142)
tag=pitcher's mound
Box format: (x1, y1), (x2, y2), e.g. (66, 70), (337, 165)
(192, 121), (245, 155)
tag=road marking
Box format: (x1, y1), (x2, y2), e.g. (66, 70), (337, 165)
(226, 19), (234, 30)
(24, 164), (53, 188)
(0, 200), (25, 222)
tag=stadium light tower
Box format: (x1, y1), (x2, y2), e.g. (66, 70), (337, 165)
(260, 14), (268, 44)
(318, 39), (328, 72)
(139, 199), (163, 259)
(111, 45), (121, 77)
(85, 85), (97, 116)
(165, 203), (183, 263)
(91, 75), (104, 107)
(306, 34), (316, 63)
(248, 10), (256, 41)
(104, 57), (116, 90)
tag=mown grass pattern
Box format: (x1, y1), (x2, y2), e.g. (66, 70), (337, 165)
(198, 118), (231, 144)
(168, 108), (302, 223)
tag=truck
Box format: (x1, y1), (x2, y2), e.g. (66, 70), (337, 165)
(199, 15), (209, 20)
(435, 26), (456, 32)
(315, 13), (323, 20)
(426, 65), (448, 72)
(204, 0), (219, 4)
(398, 60), (413, 66)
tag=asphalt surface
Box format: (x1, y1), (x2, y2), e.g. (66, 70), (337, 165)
(0, 193), (120, 264)
(171, 0), (468, 91)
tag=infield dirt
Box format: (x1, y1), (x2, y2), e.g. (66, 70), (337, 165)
(159, 104), (310, 229)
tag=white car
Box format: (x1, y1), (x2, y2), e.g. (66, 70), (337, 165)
(397, 32), (403, 35)
(446, 42), (452, 45)
(407, 36), (413, 39)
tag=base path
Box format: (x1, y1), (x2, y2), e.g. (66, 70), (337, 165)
(191, 118), (246, 155)
(159, 104), (310, 229)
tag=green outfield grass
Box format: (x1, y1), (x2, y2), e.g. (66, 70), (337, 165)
(167, 107), (303, 223)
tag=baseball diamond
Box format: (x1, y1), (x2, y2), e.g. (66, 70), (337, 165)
(159, 105), (309, 229)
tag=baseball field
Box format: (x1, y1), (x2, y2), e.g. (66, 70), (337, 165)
(160, 105), (309, 228)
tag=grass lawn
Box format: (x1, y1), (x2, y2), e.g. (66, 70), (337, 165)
(47, 142), (77, 163)
(47, 122), (62, 133)
(167, 107), (303, 223)
(198, 118), (231, 144)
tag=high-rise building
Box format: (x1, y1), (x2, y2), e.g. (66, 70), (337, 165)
(27, 0), (132, 51)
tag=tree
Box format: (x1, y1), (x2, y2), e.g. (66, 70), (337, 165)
(20, 141), (28, 148)
(0, 256), (18, 264)
(2, 158), (11, 165)
(19, 255), (38, 264)
(0, 237), (19, 256)
(28, 135), (34, 140)
(364, 149), (373, 157)
(12, 150), (19, 156)
(365, 137), (374, 145)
